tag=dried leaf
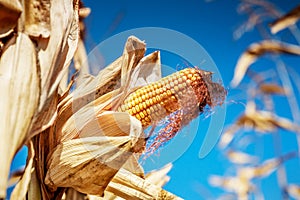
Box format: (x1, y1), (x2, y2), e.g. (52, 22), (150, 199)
(79, 7), (91, 18)
(226, 150), (258, 165)
(219, 125), (240, 149)
(122, 155), (144, 178)
(286, 184), (300, 199)
(0, 0), (22, 38)
(0, 33), (39, 198)
(73, 39), (89, 85)
(259, 83), (287, 95)
(145, 163), (172, 187)
(238, 152), (296, 180)
(209, 175), (254, 198)
(45, 111), (144, 196)
(219, 103), (299, 149)
(10, 142), (35, 200)
(128, 51), (162, 89)
(106, 168), (182, 200)
(120, 36), (146, 88)
(238, 108), (299, 133)
(270, 5), (300, 34)
(27, 168), (41, 200)
(24, 0), (51, 38)
(231, 40), (300, 87)
(8, 167), (25, 187)
(29, 0), (79, 136)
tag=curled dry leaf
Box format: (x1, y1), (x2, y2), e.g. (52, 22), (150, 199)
(0, 33), (39, 198)
(231, 40), (300, 87)
(45, 112), (145, 196)
(270, 5), (300, 34)
(0, 0), (22, 38)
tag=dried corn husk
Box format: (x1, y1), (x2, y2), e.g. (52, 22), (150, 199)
(45, 36), (163, 196)
(0, 0), (79, 198)
(55, 36), (146, 143)
(0, 33), (39, 197)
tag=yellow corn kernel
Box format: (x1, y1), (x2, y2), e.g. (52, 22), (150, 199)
(117, 68), (211, 127)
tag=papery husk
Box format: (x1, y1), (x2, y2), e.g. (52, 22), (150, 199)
(45, 111), (145, 196)
(55, 36), (146, 143)
(46, 36), (168, 198)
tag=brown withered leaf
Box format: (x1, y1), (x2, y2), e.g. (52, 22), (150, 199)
(45, 112), (144, 196)
(0, 0), (22, 38)
(231, 40), (300, 87)
(259, 83), (287, 95)
(0, 33), (39, 198)
(270, 5), (300, 34)
(24, 0), (51, 38)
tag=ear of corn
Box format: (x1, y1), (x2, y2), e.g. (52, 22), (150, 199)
(117, 67), (213, 127)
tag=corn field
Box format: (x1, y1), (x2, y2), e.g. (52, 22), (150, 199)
(1, 0), (300, 200)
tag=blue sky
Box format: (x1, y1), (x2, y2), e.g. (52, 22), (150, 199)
(10, 0), (300, 199)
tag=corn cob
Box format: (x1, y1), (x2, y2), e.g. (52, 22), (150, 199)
(117, 68), (214, 127)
